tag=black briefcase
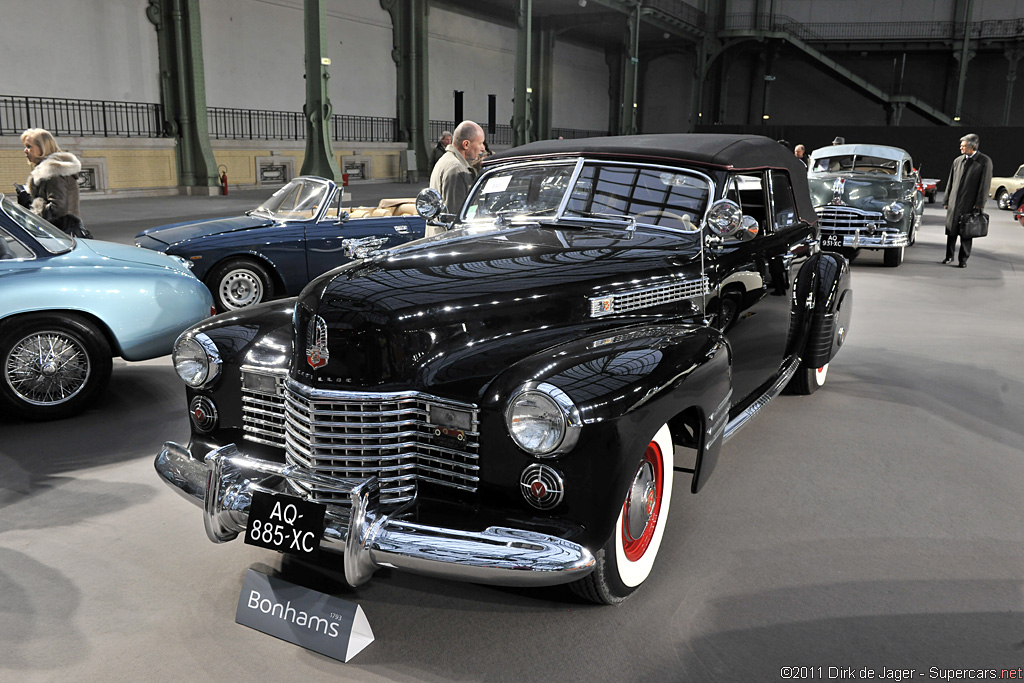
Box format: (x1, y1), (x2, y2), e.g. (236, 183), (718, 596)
(959, 209), (989, 238)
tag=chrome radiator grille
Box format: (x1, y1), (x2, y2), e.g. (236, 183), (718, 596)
(241, 369), (288, 447)
(817, 206), (884, 231)
(240, 371), (480, 507)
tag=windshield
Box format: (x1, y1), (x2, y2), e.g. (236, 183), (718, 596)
(463, 161), (710, 231)
(811, 154), (899, 176)
(0, 195), (74, 254)
(254, 178), (330, 220)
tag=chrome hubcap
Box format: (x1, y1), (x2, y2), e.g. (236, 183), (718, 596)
(625, 462), (656, 540)
(220, 270), (263, 309)
(5, 332), (90, 405)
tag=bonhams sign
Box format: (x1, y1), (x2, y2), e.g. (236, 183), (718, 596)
(235, 569), (374, 662)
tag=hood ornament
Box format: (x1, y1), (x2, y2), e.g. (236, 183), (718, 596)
(830, 177), (847, 206)
(306, 315), (329, 369)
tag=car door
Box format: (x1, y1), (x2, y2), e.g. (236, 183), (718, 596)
(303, 188), (421, 280)
(708, 171), (812, 410)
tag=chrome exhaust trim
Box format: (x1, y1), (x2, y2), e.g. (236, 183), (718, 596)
(154, 442), (595, 588)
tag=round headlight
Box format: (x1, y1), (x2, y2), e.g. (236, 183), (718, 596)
(883, 202), (904, 222)
(504, 382), (582, 456)
(172, 332), (221, 388)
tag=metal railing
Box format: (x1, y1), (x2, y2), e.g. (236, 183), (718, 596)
(0, 95), (164, 138)
(551, 127), (609, 140)
(429, 120), (608, 146)
(645, 0), (707, 31)
(209, 106), (397, 142)
(719, 14), (1024, 43)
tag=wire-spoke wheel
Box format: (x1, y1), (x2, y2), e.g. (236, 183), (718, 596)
(570, 423), (673, 604)
(0, 314), (111, 420)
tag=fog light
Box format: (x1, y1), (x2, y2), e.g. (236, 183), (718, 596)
(189, 395), (218, 432)
(520, 464), (564, 510)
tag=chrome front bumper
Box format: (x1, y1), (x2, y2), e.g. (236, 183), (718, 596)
(154, 442), (595, 588)
(821, 230), (909, 249)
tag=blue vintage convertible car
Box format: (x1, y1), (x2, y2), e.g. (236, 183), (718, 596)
(135, 176), (426, 311)
(0, 195), (214, 420)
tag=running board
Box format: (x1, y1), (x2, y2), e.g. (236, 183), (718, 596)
(722, 357), (799, 443)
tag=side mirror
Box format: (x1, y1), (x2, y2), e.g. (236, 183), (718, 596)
(334, 210), (350, 225)
(735, 215), (759, 241)
(416, 187), (449, 220)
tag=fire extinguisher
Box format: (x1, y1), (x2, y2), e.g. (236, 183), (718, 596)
(218, 164), (228, 195)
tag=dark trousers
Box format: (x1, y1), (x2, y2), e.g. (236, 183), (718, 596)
(945, 232), (973, 264)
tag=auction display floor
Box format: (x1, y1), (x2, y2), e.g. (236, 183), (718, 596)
(2, 200), (1024, 681)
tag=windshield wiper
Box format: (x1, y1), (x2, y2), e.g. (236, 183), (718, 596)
(560, 210), (637, 232)
(494, 208), (558, 226)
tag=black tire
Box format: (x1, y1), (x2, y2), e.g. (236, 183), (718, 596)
(996, 189), (1009, 211)
(927, 190), (936, 204)
(570, 424), (674, 604)
(883, 246), (904, 267)
(0, 313), (112, 420)
(788, 362), (829, 395)
(206, 258), (273, 312)
(708, 292), (741, 332)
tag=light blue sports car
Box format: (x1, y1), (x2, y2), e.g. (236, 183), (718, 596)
(0, 195), (214, 420)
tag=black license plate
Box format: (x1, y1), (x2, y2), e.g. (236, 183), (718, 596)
(821, 234), (845, 249)
(245, 491), (326, 558)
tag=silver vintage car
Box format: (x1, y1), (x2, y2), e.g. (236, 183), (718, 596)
(807, 144), (924, 267)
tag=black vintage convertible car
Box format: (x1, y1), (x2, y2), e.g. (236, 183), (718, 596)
(155, 134), (852, 604)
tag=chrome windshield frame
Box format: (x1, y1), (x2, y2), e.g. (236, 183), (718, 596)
(466, 157), (716, 235)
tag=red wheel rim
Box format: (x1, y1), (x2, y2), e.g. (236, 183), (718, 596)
(621, 440), (664, 562)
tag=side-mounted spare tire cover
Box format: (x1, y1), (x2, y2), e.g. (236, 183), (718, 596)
(801, 252), (852, 369)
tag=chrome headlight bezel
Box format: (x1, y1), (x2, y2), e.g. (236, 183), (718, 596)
(172, 331), (222, 388)
(504, 381), (582, 457)
(883, 201), (905, 222)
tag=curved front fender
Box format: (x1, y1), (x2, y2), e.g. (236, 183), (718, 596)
(485, 323), (731, 503)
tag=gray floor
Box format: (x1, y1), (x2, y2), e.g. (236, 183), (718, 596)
(2, 192), (1023, 682)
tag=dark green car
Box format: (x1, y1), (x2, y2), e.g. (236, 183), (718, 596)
(807, 144), (925, 267)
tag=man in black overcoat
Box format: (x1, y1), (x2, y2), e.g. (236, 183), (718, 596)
(943, 133), (993, 268)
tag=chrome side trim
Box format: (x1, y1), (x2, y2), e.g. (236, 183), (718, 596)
(706, 389), (732, 446)
(590, 276), (710, 318)
(722, 357), (799, 443)
(154, 442), (595, 588)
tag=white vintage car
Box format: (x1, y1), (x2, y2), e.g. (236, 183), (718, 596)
(989, 164), (1024, 210)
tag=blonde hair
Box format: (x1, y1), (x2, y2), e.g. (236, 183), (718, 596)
(21, 128), (61, 166)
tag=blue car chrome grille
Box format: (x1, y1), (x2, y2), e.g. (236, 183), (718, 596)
(241, 370), (480, 507)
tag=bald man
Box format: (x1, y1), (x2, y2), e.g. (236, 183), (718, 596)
(429, 120), (486, 218)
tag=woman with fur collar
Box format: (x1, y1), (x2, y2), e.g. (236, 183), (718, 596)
(18, 128), (83, 234)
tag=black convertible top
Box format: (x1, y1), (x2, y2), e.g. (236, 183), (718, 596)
(486, 133), (817, 223)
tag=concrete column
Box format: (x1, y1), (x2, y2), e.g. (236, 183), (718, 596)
(620, 4), (641, 135)
(146, 0), (219, 193)
(952, 0), (974, 122)
(606, 46), (623, 135)
(1004, 49), (1023, 126)
(300, 0), (341, 180)
(532, 24), (555, 141)
(513, 0), (533, 146)
(380, 0), (429, 181)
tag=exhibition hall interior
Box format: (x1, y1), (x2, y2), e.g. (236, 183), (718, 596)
(2, 0), (1024, 680)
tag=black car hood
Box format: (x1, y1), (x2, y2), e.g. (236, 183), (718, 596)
(290, 223), (703, 400)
